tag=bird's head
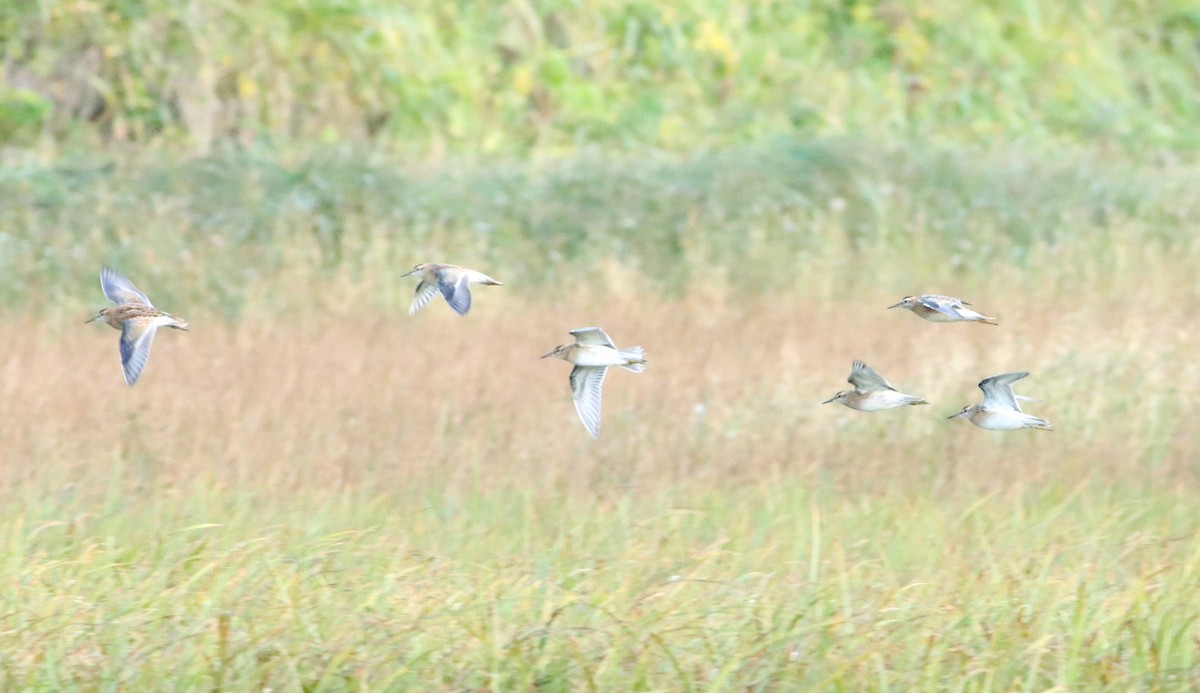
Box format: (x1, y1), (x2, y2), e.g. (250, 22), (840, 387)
(540, 344), (569, 360)
(822, 390), (851, 405)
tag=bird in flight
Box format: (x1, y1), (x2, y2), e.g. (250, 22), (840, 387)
(948, 371), (1053, 430)
(541, 327), (646, 439)
(888, 294), (998, 325)
(401, 263), (502, 316)
(822, 360), (929, 411)
(87, 267), (189, 386)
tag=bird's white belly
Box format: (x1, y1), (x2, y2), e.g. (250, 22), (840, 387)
(973, 409), (1032, 430)
(854, 391), (909, 411)
(571, 347), (628, 367)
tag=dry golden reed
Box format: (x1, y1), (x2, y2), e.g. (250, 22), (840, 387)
(6, 273), (1198, 500)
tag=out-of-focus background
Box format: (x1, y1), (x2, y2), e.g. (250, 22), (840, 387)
(4, 2), (1200, 688)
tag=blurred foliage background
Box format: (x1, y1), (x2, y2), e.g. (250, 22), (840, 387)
(2, 0), (1199, 154)
(2, 0), (1199, 317)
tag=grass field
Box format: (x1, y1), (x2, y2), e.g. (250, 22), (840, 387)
(5, 0), (1200, 688)
(4, 140), (1200, 688)
(4, 141), (1200, 688)
(6, 476), (1200, 688)
(4, 265), (1200, 687)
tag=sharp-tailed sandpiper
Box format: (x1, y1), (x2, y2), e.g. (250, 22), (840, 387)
(541, 327), (646, 439)
(949, 371), (1053, 430)
(87, 267), (189, 386)
(401, 263), (502, 316)
(888, 294), (998, 325)
(823, 360), (929, 411)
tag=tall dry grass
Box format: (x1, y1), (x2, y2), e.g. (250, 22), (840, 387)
(7, 266), (1198, 500)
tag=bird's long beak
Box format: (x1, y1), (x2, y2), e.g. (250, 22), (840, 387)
(947, 410), (965, 419)
(821, 396), (837, 404)
(540, 350), (556, 359)
(85, 314), (101, 324)
(886, 302), (903, 310)
(400, 268), (417, 277)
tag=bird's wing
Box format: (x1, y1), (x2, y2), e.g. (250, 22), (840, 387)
(464, 269), (500, 285)
(916, 295), (966, 318)
(569, 327), (616, 348)
(438, 270), (473, 316)
(978, 371), (1028, 411)
(408, 280), (440, 316)
(922, 294), (964, 307)
(119, 318), (159, 386)
(101, 267), (154, 308)
(569, 365), (608, 439)
(847, 360), (896, 392)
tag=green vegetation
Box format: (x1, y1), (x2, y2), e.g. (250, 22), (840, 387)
(2, 1), (1199, 153)
(5, 481), (1200, 689)
(4, 140), (1200, 320)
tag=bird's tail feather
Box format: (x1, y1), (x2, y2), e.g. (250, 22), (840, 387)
(619, 346), (647, 372)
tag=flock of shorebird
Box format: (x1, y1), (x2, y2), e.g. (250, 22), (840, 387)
(88, 265), (1052, 438)
(827, 295), (1052, 431)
